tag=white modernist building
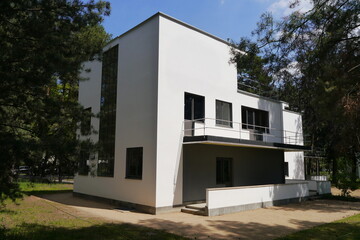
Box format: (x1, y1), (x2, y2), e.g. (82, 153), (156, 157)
(74, 12), (330, 216)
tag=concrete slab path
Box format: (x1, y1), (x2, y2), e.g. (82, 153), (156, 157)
(39, 189), (360, 240)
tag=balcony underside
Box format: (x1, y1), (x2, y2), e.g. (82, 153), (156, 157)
(183, 135), (310, 151)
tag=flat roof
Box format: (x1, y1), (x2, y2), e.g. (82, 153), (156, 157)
(107, 12), (294, 107)
(107, 12), (232, 46)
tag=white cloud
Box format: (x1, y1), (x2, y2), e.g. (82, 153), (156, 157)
(268, 0), (313, 17)
(220, 0), (225, 5)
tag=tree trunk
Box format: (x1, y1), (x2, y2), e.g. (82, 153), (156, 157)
(332, 158), (337, 184)
(57, 158), (62, 183)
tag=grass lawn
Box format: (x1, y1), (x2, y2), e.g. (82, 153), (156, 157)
(18, 181), (74, 195)
(276, 213), (360, 240)
(0, 182), (188, 240)
(1, 182), (359, 240)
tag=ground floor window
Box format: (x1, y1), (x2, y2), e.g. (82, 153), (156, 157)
(126, 147), (143, 179)
(216, 157), (233, 186)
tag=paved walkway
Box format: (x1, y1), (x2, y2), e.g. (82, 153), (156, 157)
(40, 189), (360, 240)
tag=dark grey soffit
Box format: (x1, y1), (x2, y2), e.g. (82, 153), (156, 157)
(183, 135), (310, 151)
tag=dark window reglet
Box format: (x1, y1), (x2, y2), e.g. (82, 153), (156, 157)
(97, 45), (118, 177)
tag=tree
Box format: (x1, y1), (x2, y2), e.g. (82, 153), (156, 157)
(230, 38), (276, 98)
(0, 0), (110, 203)
(233, 0), (360, 194)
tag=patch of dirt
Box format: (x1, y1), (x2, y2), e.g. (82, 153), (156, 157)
(37, 192), (360, 240)
(331, 187), (360, 198)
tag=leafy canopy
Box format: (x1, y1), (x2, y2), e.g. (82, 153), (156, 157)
(0, 0), (111, 203)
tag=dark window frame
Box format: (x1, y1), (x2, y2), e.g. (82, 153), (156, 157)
(126, 147), (143, 180)
(216, 157), (233, 186)
(216, 100), (233, 127)
(184, 92), (205, 122)
(241, 106), (269, 133)
(80, 107), (92, 135)
(97, 45), (119, 177)
(78, 149), (90, 176)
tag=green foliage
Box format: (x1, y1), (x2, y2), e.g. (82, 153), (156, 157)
(233, 0), (360, 188)
(334, 157), (360, 196)
(231, 38), (275, 97)
(276, 213), (360, 240)
(0, 0), (111, 203)
(18, 181), (73, 195)
(0, 193), (188, 240)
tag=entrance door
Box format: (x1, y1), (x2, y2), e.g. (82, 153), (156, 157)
(216, 157), (233, 187)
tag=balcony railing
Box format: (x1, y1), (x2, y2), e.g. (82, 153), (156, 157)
(183, 118), (305, 146)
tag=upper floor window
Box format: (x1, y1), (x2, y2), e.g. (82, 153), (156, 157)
(241, 106), (269, 133)
(184, 92), (205, 122)
(216, 100), (233, 127)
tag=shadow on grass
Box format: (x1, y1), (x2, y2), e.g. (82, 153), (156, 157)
(275, 222), (360, 240)
(136, 217), (360, 240)
(321, 194), (360, 202)
(22, 190), (73, 196)
(0, 209), (16, 215)
(0, 222), (188, 240)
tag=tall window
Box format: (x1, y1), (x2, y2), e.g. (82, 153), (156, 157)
(78, 149), (89, 176)
(98, 45), (118, 177)
(184, 92), (205, 121)
(241, 106), (269, 133)
(80, 107), (92, 135)
(216, 100), (233, 127)
(126, 147), (143, 180)
(216, 157), (233, 186)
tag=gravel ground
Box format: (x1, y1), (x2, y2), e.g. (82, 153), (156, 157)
(40, 188), (360, 240)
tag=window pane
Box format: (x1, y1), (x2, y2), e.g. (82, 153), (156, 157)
(216, 100), (232, 127)
(184, 92), (205, 121)
(216, 158), (232, 186)
(81, 107), (92, 135)
(126, 147), (143, 179)
(98, 45), (118, 177)
(242, 106), (269, 133)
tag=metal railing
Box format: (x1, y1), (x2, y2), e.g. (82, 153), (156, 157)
(183, 118), (305, 146)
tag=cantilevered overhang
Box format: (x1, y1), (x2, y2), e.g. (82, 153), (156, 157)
(183, 135), (310, 151)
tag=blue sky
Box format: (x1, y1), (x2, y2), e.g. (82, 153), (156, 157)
(102, 0), (312, 42)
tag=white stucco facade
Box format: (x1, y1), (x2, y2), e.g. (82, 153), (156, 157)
(74, 12), (311, 214)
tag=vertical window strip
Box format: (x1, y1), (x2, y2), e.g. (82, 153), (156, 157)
(98, 45), (118, 177)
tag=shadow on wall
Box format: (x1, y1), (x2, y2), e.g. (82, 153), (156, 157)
(257, 99), (282, 142)
(292, 152), (305, 179)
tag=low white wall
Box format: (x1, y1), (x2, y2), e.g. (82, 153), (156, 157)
(317, 181), (331, 194)
(308, 175), (328, 181)
(207, 183), (309, 212)
(285, 179), (331, 195)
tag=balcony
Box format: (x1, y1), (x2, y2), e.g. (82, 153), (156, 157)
(183, 118), (309, 151)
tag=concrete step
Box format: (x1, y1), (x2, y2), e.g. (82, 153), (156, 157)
(181, 207), (206, 216)
(185, 203), (206, 210)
